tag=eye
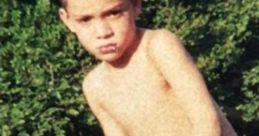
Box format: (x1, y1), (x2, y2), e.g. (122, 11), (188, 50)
(77, 17), (91, 24)
(108, 10), (123, 18)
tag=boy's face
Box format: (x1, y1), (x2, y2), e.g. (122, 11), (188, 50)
(59, 0), (141, 62)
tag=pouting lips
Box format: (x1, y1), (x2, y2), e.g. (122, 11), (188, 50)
(98, 44), (117, 54)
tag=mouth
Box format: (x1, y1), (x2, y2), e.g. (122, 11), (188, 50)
(98, 43), (118, 54)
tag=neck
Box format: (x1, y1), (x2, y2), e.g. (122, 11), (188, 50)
(103, 28), (144, 71)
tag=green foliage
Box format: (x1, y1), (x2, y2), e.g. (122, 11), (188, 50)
(238, 63), (259, 122)
(0, 0), (258, 136)
(0, 0), (101, 135)
(143, 0), (259, 135)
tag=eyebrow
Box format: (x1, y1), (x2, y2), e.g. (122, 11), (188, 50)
(74, 2), (125, 20)
(103, 3), (126, 15)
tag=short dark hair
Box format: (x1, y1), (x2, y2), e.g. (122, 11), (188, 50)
(58, 0), (139, 8)
(58, 0), (67, 8)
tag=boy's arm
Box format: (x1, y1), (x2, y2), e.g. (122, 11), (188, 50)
(147, 29), (221, 136)
(82, 76), (126, 136)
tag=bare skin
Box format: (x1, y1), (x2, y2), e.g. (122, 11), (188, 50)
(59, 0), (237, 135)
(82, 29), (237, 136)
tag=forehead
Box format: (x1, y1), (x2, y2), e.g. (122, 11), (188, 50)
(66, 0), (129, 16)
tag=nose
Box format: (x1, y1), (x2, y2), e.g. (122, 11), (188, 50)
(95, 19), (114, 39)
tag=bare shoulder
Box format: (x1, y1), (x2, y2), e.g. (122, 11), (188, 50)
(146, 29), (192, 63)
(151, 29), (181, 41)
(148, 29), (182, 46)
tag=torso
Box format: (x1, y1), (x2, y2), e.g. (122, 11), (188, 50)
(86, 29), (237, 136)
(90, 29), (192, 136)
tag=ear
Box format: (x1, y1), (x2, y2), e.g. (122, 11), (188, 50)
(133, 0), (142, 17)
(59, 8), (76, 33)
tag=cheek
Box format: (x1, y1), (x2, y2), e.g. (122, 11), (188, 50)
(75, 26), (93, 43)
(75, 29), (95, 51)
(76, 31), (88, 45)
(113, 15), (136, 38)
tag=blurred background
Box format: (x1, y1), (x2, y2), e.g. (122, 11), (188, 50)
(0, 0), (258, 135)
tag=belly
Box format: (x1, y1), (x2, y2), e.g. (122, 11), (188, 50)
(129, 100), (193, 136)
(101, 88), (193, 136)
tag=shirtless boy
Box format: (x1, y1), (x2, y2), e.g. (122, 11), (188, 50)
(58, 0), (237, 135)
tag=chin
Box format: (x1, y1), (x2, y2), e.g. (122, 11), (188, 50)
(98, 53), (122, 62)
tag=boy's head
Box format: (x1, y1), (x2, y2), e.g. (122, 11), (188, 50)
(59, 0), (142, 62)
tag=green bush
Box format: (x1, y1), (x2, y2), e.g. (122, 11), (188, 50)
(145, 0), (259, 135)
(0, 0), (101, 135)
(0, 0), (258, 136)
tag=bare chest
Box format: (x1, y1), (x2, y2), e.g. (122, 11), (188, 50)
(98, 52), (166, 114)
(101, 65), (169, 118)
(95, 51), (192, 133)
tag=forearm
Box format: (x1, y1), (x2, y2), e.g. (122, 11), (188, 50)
(191, 110), (221, 136)
(99, 113), (128, 136)
(102, 123), (128, 136)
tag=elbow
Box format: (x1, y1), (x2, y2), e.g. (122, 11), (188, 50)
(207, 111), (221, 136)
(195, 111), (221, 136)
(212, 114), (221, 135)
